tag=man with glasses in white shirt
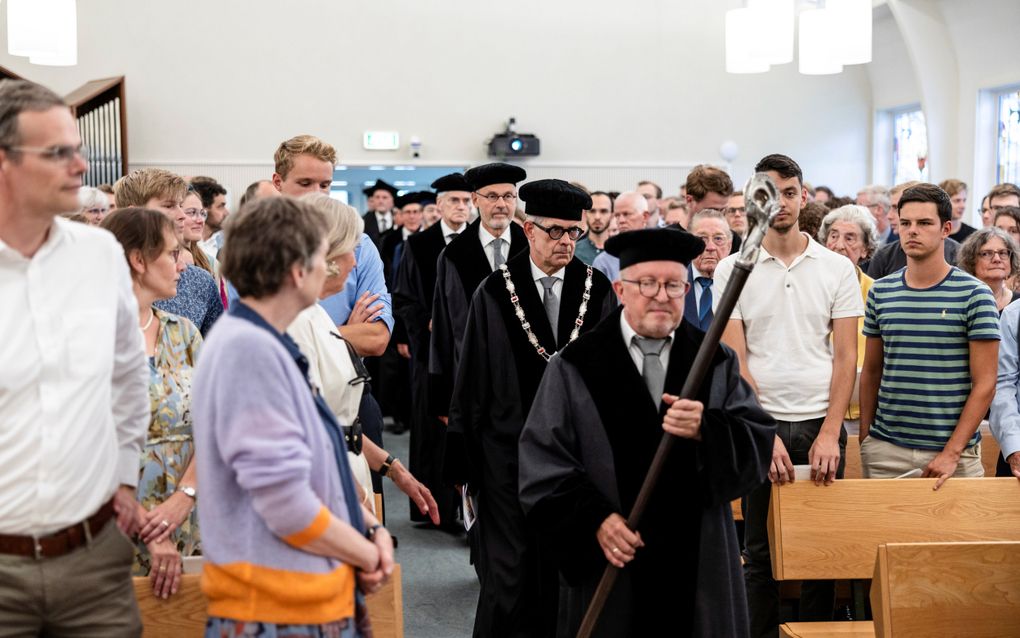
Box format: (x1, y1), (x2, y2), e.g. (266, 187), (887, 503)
(0, 79), (150, 634)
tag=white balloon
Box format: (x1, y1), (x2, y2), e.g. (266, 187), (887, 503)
(719, 141), (739, 162)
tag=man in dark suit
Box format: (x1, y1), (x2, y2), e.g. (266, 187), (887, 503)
(363, 178), (398, 246)
(683, 209), (732, 331)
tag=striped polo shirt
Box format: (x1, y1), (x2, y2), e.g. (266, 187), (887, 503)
(863, 267), (1000, 450)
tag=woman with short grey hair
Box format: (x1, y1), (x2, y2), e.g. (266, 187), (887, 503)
(818, 204), (880, 265)
(957, 226), (1020, 313)
(78, 186), (110, 226)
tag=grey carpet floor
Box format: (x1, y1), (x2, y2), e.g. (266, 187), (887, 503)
(380, 429), (477, 638)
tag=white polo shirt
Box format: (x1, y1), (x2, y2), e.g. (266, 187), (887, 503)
(713, 234), (863, 421)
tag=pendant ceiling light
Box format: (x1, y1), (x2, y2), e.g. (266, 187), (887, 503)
(725, 8), (770, 74)
(6, 0), (78, 66)
(725, 0), (870, 75)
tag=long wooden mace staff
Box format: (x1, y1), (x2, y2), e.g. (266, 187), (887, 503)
(576, 173), (780, 638)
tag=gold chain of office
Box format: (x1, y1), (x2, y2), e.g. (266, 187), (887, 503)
(500, 264), (593, 362)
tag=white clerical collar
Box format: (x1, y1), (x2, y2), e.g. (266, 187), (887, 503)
(478, 223), (512, 248)
(440, 220), (465, 241)
(530, 257), (565, 282)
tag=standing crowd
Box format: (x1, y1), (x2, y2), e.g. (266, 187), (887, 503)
(3, 76), (1020, 638)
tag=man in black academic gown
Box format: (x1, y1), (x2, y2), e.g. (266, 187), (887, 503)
(519, 228), (776, 638)
(445, 179), (618, 638)
(429, 162), (530, 420)
(362, 178), (399, 246)
(392, 175), (472, 527)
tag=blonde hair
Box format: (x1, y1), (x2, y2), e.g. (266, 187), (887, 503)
(300, 193), (364, 274)
(274, 135), (338, 179)
(115, 168), (188, 207)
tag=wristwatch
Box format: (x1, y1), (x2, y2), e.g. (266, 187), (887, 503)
(379, 455), (396, 477)
(178, 485), (197, 500)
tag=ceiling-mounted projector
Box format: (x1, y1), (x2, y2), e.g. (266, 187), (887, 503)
(488, 117), (540, 158)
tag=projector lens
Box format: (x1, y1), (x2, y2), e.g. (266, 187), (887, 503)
(510, 138), (523, 152)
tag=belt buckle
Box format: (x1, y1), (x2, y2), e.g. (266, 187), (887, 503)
(32, 534), (42, 560)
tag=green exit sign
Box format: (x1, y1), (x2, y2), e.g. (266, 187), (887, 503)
(363, 131), (400, 150)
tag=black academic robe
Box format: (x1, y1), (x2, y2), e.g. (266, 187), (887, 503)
(362, 210), (391, 247)
(392, 223), (458, 525)
(428, 219), (528, 416)
(518, 308), (776, 637)
(445, 251), (617, 638)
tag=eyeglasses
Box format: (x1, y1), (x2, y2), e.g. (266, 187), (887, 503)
(978, 249), (1012, 261)
(695, 233), (730, 246)
(2, 144), (89, 164)
(620, 278), (687, 299)
(475, 191), (517, 203)
(331, 332), (372, 386)
(723, 206), (746, 217)
(183, 208), (208, 220)
(531, 221), (584, 241)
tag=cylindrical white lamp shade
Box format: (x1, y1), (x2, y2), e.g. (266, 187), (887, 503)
(8, 0), (78, 66)
(726, 8), (770, 74)
(828, 0), (872, 65)
(799, 9), (843, 75)
(747, 0), (795, 65)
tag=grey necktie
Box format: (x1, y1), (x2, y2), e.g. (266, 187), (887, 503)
(633, 336), (667, 403)
(541, 276), (560, 345)
(492, 237), (506, 269)
(445, 233), (457, 244)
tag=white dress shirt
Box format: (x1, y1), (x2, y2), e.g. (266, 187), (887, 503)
(479, 224), (513, 271)
(530, 258), (565, 301)
(375, 210), (393, 232)
(440, 220), (465, 244)
(0, 219), (149, 535)
(620, 312), (674, 374)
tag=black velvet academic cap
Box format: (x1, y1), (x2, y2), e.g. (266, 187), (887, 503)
(430, 173), (472, 194)
(362, 179), (398, 197)
(605, 227), (706, 268)
(518, 179), (592, 222)
(464, 162), (527, 190)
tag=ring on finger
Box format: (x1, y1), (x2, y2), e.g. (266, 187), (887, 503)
(160, 519), (170, 528)
(158, 564), (167, 571)
(611, 547), (620, 554)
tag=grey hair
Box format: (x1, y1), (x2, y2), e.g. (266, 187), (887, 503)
(818, 205), (880, 259)
(525, 215), (547, 226)
(0, 80), (67, 149)
(957, 226), (1020, 280)
(857, 184), (892, 212)
(689, 209), (732, 239)
(614, 191), (649, 214)
(300, 193), (364, 260)
(78, 187), (109, 211)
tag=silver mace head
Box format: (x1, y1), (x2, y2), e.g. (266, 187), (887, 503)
(738, 172), (782, 265)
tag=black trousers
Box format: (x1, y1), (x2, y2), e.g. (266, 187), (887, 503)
(742, 418), (847, 638)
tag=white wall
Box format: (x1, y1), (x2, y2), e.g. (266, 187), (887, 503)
(0, 0), (874, 197)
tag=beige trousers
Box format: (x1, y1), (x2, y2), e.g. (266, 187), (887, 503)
(861, 435), (984, 478)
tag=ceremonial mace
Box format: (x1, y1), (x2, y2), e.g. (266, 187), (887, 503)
(576, 173), (781, 638)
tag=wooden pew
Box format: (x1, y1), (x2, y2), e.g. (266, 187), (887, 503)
(768, 478), (1020, 581)
(870, 541), (1020, 638)
(779, 621), (875, 637)
(134, 564), (404, 638)
(770, 478), (1020, 637)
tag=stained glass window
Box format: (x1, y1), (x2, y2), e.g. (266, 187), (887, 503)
(893, 108), (928, 185)
(998, 88), (1020, 184)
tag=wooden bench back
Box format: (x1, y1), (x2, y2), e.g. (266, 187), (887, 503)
(768, 478), (1020, 580)
(134, 564), (403, 638)
(871, 541), (1020, 638)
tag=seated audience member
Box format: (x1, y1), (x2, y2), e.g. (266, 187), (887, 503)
(78, 186), (110, 226)
(860, 184), (999, 484)
(193, 196), (394, 635)
(181, 188), (216, 275)
(289, 194), (439, 522)
(814, 185), (835, 204)
(117, 168), (224, 334)
(798, 201), (827, 240)
(820, 204), (880, 420)
(102, 208), (202, 600)
(684, 209), (732, 331)
(574, 190), (613, 265)
(940, 178), (976, 243)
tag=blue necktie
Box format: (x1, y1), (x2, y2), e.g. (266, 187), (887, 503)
(696, 277), (713, 325)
